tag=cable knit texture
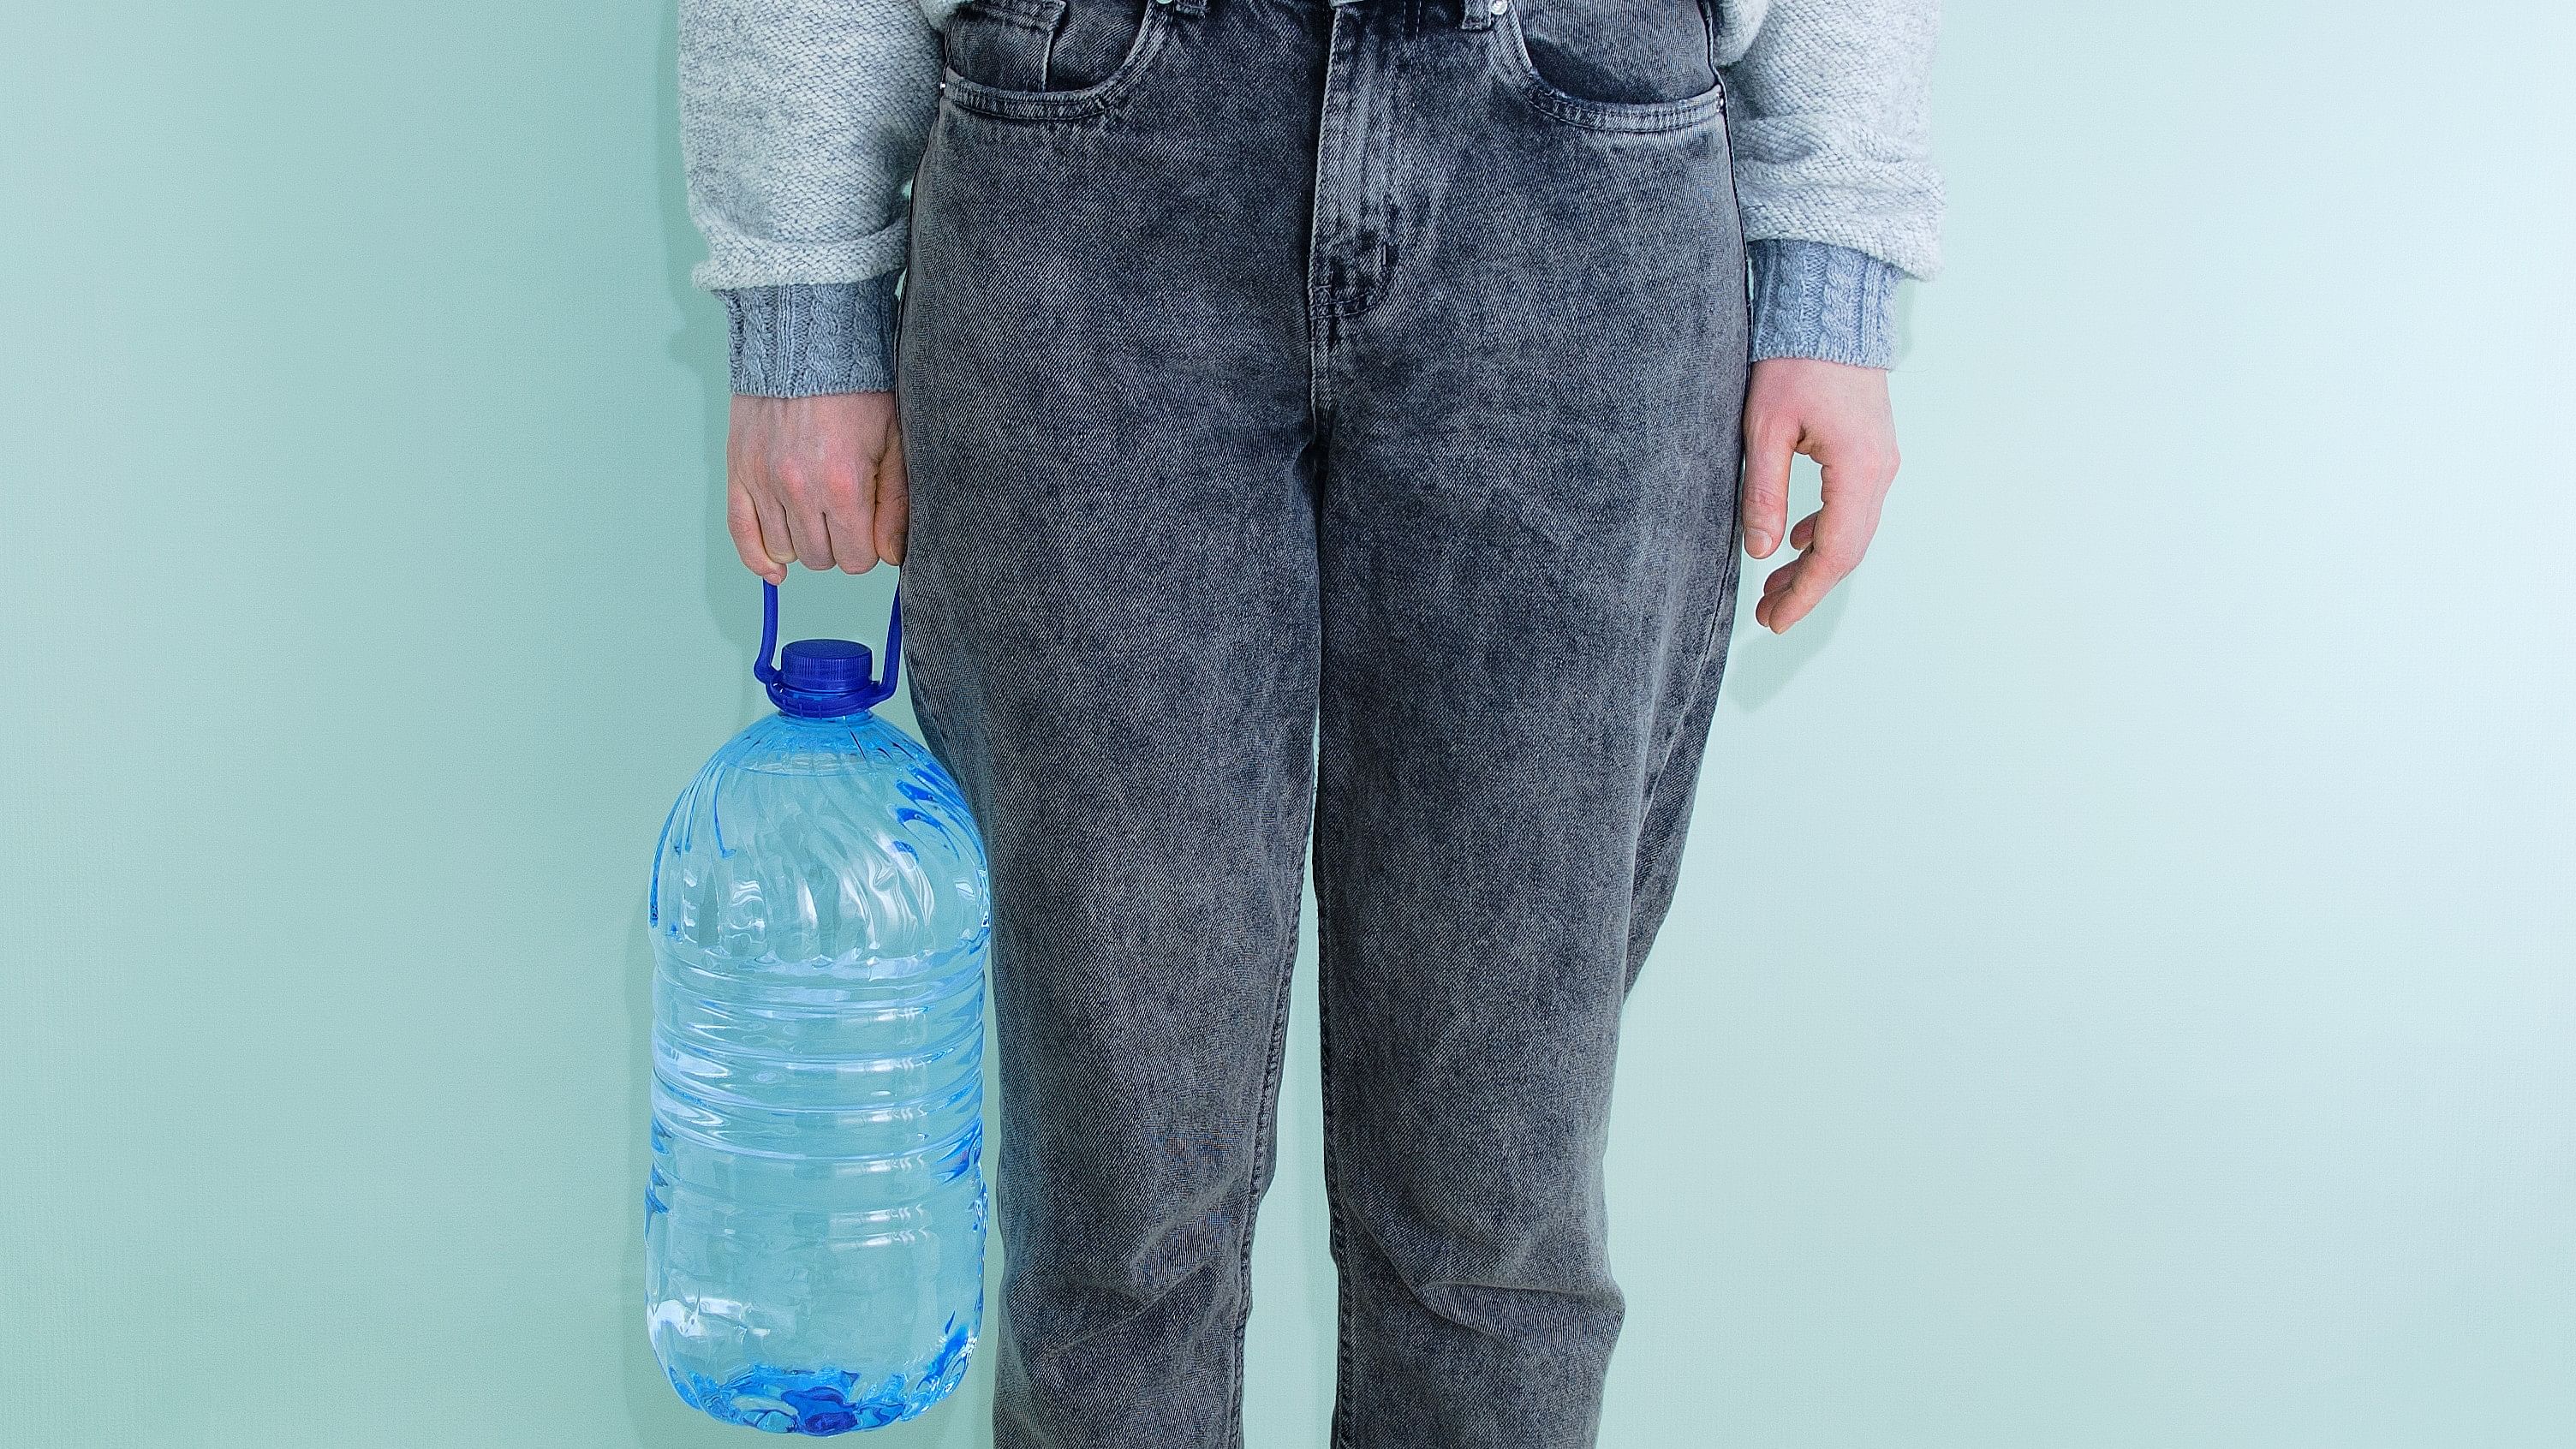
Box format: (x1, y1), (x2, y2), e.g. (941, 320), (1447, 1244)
(720, 277), (901, 396)
(683, 0), (1941, 391)
(1748, 239), (1902, 367)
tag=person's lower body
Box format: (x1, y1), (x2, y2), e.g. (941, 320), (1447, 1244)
(894, 0), (1747, 1442)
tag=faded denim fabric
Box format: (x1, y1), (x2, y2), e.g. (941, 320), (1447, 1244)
(891, 1), (1748, 1444)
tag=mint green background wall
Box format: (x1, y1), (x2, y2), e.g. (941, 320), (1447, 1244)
(3, 3), (2569, 1446)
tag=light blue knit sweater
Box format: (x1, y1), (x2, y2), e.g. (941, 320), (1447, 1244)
(683, 0), (1943, 396)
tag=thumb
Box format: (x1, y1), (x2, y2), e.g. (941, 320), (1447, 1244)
(875, 420), (910, 567)
(1741, 412), (1798, 559)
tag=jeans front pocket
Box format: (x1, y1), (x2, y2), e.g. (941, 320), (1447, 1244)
(939, 0), (1175, 122)
(1495, 0), (1726, 134)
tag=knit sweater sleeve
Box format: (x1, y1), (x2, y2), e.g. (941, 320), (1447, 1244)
(679, 0), (951, 395)
(1719, 0), (1943, 368)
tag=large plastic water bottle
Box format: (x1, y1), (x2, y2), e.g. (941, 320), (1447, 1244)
(646, 582), (990, 1435)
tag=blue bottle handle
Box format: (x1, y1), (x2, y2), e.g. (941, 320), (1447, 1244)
(754, 577), (903, 711)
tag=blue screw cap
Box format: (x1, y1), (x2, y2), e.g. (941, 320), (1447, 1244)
(754, 581), (903, 718)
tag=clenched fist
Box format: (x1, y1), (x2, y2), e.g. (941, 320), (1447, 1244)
(724, 391), (909, 583)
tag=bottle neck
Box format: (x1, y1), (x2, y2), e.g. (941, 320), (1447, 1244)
(771, 701), (881, 726)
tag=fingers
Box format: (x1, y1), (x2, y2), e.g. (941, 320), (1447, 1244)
(815, 413), (888, 574)
(1777, 428), (1894, 631)
(1740, 410), (1798, 559)
(726, 392), (908, 581)
(825, 510), (877, 576)
(778, 443), (849, 572)
(1755, 497), (1879, 633)
(790, 500), (838, 571)
(755, 489), (796, 575)
(727, 480), (785, 585)
(875, 422), (910, 567)
(1753, 506), (1862, 633)
(823, 444), (880, 575)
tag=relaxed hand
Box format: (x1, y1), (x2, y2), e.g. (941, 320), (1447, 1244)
(724, 392), (910, 583)
(1739, 358), (1901, 633)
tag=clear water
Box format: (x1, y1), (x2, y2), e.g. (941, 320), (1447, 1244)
(647, 708), (991, 1435)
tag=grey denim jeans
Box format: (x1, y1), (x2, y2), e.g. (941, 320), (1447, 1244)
(893, 0), (1748, 1442)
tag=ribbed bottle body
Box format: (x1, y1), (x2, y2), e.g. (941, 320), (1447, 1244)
(646, 710), (989, 1435)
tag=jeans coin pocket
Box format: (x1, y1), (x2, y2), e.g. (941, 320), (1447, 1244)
(943, 0), (1066, 93)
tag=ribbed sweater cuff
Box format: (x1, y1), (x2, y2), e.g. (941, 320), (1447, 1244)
(1748, 240), (1904, 370)
(719, 277), (900, 397)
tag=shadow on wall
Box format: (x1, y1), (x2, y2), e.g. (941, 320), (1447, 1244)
(1721, 573), (1851, 714)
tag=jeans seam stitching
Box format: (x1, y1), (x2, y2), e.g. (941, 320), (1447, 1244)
(1637, 587), (1728, 830)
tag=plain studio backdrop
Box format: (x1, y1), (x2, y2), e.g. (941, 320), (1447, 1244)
(3, 3), (2568, 1446)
